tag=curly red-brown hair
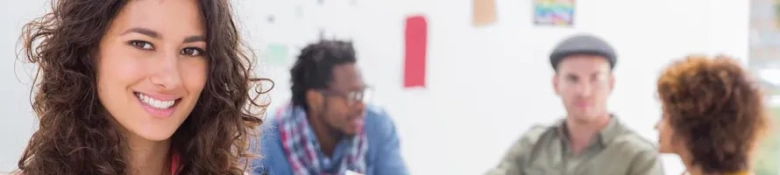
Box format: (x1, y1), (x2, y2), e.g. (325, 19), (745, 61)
(657, 55), (769, 174)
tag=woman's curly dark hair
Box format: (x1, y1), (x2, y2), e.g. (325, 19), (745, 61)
(657, 55), (769, 174)
(17, 0), (271, 174)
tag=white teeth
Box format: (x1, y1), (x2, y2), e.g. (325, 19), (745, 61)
(136, 93), (176, 109)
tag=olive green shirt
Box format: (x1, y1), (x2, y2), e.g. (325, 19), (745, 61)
(487, 117), (664, 175)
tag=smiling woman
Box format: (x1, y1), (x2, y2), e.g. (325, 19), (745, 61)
(15, 0), (269, 174)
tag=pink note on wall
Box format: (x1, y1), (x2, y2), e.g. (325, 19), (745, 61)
(404, 15), (427, 88)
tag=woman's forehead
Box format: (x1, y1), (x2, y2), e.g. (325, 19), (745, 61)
(111, 0), (205, 37)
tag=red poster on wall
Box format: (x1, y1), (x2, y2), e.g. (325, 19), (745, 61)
(404, 15), (427, 88)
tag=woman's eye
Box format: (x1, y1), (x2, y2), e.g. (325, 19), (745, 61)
(129, 40), (154, 50)
(181, 48), (204, 57)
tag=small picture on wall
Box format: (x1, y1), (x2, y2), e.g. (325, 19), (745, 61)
(533, 0), (575, 27)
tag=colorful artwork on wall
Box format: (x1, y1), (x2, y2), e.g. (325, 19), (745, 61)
(533, 0), (575, 27)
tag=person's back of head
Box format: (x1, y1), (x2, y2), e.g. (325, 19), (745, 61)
(656, 55), (769, 174)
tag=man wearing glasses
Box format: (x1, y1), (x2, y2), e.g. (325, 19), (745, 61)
(252, 40), (409, 175)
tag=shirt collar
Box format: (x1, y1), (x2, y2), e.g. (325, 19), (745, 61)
(556, 115), (623, 147)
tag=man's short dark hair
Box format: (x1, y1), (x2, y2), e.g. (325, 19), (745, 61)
(290, 40), (357, 109)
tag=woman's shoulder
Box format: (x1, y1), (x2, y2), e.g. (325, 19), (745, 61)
(3, 171), (23, 175)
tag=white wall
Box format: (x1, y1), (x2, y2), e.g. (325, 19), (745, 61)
(0, 0), (48, 171)
(1, 0), (749, 174)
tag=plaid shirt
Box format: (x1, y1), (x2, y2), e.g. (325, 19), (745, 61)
(252, 104), (409, 175)
(277, 105), (367, 175)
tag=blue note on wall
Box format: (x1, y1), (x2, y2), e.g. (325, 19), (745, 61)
(263, 43), (289, 66)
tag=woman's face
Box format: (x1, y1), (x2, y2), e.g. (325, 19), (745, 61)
(97, 0), (208, 141)
(656, 111), (681, 154)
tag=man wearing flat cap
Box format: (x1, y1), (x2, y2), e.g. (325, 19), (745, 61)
(486, 34), (664, 175)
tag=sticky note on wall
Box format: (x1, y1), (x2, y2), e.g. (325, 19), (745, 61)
(263, 43), (288, 66)
(473, 0), (497, 26)
(404, 15), (427, 88)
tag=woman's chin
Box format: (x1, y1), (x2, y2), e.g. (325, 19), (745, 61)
(127, 127), (177, 142)
(657, 147), (673, 154)
(137, 130), (176, 141)
(140, 134), (174, 141)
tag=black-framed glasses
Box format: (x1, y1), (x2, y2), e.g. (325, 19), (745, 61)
(318, 86), (372, 107)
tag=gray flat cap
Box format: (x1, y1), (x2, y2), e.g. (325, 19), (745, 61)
(549, 34), (616, 70)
